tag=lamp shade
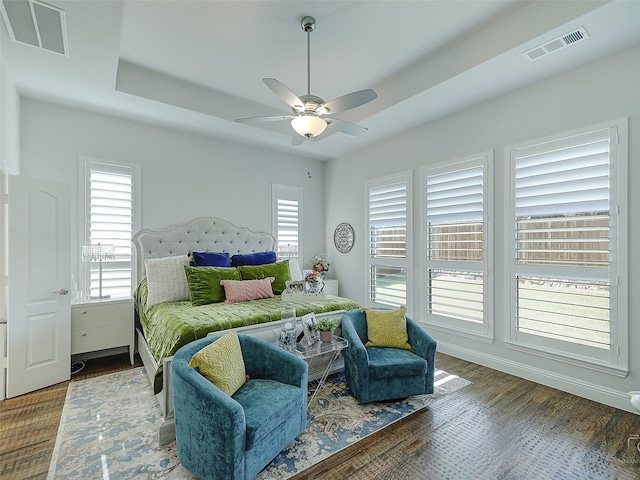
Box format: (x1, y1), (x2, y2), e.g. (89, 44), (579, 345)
(291, 115), (327, 137)
(81, 243), (115, 262)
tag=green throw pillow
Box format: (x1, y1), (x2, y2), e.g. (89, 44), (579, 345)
(361, 306), (412, 350)
(188, 331), (247, 396)
(237, 260), (290, 295)
(184, 266), (241, 306)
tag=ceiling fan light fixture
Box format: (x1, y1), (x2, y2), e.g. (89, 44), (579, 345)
(235, 15), (376, 142)
(291, 115), (327, 137)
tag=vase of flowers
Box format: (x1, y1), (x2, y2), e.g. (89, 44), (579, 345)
(305, 271), (324, 294)
(311, 254), (330, 279)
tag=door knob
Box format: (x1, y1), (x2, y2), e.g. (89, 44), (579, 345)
(56, 288), (69, 295)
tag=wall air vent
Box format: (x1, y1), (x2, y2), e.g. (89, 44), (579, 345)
(522, 27), (588, 62)
(0, 0), (68, 56)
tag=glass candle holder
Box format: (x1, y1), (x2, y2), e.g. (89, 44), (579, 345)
(280, 306), (297, 351)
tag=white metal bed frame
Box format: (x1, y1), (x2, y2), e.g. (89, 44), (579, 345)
(132, 217), (346, 444)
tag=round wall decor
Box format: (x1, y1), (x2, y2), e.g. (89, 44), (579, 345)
(334, 222), (355, 253)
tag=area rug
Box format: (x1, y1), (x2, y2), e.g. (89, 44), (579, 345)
(48, 367), (470, 479)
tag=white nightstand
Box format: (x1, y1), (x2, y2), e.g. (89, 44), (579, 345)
(323, 279), (339, 296)
(71, 297), (135, 364)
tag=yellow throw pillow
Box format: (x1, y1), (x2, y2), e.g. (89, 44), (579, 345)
(362, 306), (412, 350)
(188, 331), (247, 396)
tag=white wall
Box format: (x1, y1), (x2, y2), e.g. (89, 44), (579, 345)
(0, 63), (20, 174)
(326, 45), (640, 412)
(19, 100), (327, 281)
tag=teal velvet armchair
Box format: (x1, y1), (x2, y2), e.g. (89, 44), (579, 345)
(341, 308), (437, 403)
(172, 333), (308, 480)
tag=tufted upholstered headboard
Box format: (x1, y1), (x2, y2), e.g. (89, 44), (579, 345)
(132, 217), (276, 282)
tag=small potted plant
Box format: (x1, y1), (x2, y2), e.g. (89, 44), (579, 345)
(316, 317), (337, 343)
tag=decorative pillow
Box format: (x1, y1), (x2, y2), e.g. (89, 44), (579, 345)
(188, 331), (247, 396)
(145, 255), (190, 310)
(230, 251), (277, 267)
(184, 266), (241, 306)
(237, 260), (290, 295)
(361, 306), (412, 350)
(190, 251), (231, 267)
(220, 278), (276, 304)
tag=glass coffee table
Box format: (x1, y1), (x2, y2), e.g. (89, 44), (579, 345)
(293, 336), (348, 404)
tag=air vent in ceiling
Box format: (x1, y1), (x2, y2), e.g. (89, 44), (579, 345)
(0, 0), (68, 56)
(522, 27), (588, 62)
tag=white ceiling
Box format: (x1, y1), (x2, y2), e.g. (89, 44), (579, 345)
(2, 0), (639, 160)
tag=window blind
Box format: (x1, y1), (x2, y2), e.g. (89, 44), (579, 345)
(512, 128), (612, 353)
(369, 266), (407, 307)
(426, 165), (484, 262)
(426, 165), (484, 223)
(428, 269), (484, 323)
(88, 161), (134, 297)
(272, 184), (302, 260)
(369, 181), (407, 259)
(425, 160), (486, 325)
(276, 198), (299, 257)
(514, 129), (610, 268)
(514, 129), (610, 217)
(367, 175), (410, 308)
(516, 276), (610, 349)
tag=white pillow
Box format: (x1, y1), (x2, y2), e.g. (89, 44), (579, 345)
(288, 258), (304, 282)
(145, 255), (190, 309)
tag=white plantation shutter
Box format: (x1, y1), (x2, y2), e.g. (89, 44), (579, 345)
(514, 130), (610, 217)
(369, 182), (407, 225)
(514, 129), (610, 268)
(424, 156), (489, 330)
(426, 164), (484, 262)
(369, 181), (407, 258)
(426, 165), (484, 224)
(277, 198), (299, 255)
(510, 125), (623, 364)
(272, 185), (302, 260)
(84, 159), (139, 298)
(367, 172), (411, 308)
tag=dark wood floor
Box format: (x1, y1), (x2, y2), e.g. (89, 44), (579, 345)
(295, 355), (640, 480)
(1, 352), (639, 479)
(0, 355), (144, 480)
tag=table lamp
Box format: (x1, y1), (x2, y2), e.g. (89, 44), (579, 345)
(82, 243), (115, 299)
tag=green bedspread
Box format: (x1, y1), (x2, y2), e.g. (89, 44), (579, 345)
(134, 279), (360, 393)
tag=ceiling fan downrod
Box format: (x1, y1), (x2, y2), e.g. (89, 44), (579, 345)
(301, 16), (315, 97)
(234, 14), (376, 141)
(297, 16), (324, 116)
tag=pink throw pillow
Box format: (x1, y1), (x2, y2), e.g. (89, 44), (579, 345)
(220, 277), (276, 304)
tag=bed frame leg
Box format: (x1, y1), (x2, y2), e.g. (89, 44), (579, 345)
(156, 357), (176, 444)
(158, 417), (176, 445)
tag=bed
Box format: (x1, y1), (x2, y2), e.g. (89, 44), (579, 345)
(132, 217), (360, 444)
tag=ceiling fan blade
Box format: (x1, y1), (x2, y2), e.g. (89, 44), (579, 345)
(321, 89), (377, 114)
(326, 118), (370, 137)
(263, 78), (304, 112)
(291, 134), (306, 146)
(235, 115), (294, 124)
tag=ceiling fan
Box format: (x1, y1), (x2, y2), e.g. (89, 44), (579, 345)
(235, 16), (377, 145)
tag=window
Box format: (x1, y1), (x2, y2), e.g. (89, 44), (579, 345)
(367, 172), (412, 308)
(423, 153), (492, 336)
(81, 158), (140, 298)
(509, 121), (627, 368)
(272, 184), (302, 260)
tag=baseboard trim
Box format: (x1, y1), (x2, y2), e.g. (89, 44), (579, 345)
(438, 341), (639, 415)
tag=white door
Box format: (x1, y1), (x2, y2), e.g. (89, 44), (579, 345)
(6, 175), (71, 398)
